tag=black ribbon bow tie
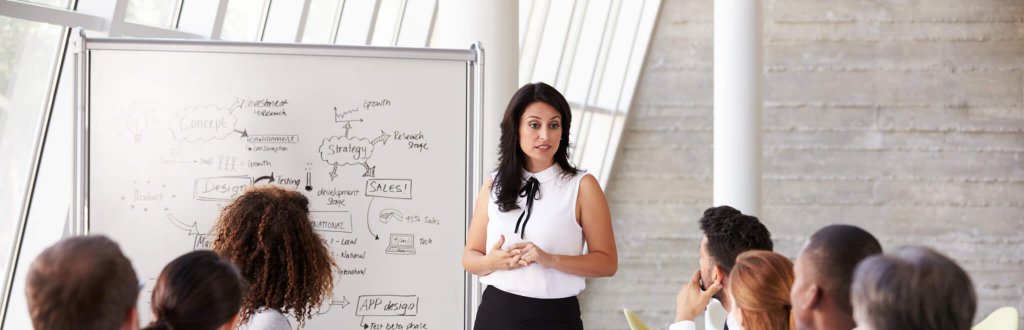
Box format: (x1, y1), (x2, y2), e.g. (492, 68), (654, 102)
(514, 177), (541, 239)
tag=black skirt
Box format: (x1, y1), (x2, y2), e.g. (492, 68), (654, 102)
(473, 286), (584, 330)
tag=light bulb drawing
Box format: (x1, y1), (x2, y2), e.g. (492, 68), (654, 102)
(126, 112), (147, 142)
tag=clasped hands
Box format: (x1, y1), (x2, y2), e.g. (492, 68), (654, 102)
(488, 234), (552, 271)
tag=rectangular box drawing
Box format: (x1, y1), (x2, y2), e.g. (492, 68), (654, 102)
(247, 134), (299, 143)
(365, 179), (412, 199)
(194, 176), (252, 201)
(355, 295), (419, 316)
(310, 211), (353, 233)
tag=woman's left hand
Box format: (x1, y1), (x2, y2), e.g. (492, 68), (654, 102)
(507, 242), (556, 267)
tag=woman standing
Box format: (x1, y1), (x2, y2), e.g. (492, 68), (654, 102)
(463, 82), (618, 330)
(212, 185), (335, 330)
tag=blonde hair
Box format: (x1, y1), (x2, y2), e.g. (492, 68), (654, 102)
(729, 250), (796, 330)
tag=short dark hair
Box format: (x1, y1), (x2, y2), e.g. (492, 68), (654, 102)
(852, 246), (976, 330)
(698, 205), (773, 273)
(26, 235), (139, 330)
(802, 224), (882, 314)
(143, 250), (246, 330)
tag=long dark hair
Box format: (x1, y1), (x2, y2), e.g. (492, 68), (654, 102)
(143, 250), (245, 330)
(493, 82), (579, 212)
(212, 185), (335, 327)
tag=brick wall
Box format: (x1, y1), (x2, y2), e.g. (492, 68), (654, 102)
(580, 0), (1024, 328)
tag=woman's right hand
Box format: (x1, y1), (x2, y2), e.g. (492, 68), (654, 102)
(487, 235), (524, 272)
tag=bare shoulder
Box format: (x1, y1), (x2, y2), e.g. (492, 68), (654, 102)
(578, 173), (602, 195)
(481, 176), (493, 191)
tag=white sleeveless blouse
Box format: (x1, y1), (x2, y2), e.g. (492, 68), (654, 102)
(480, 164), (588, 299)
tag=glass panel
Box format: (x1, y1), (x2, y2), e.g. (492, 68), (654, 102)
(125, 0), (179, 28)
(12, 0), (70, 9)
(262, 0), (306, 42)
(302, 0), (343, 43)
(518, 0), (531, 45)
(178, 0), (220, 37)
(596, 0), (643, 110)
(530, 0), (574, 85)
(563, 0), (610, 105)
(395, 0), (433, 47)
(0, 16), (64, 302)
(370, 0), (401, 46)
(220, 0), (267, 41)
(518, 0), (548, 84)
(576, 109), (615, 172)
(335, 0), (375, 45)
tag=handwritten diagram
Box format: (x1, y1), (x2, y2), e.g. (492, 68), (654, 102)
(91, 87), (463, 330)
(170, 105), (243, 143)
(320, 121), (392, 180)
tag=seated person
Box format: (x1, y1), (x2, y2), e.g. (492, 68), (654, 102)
(142, 250), (246, 330)
(212, 185), (335, 330)
(851, 246), (977, 330)
(673, 206), (774, 330)
(25, 235), (140, 330)
(790, 224), (882, 330)
(729, 250), (796, 330)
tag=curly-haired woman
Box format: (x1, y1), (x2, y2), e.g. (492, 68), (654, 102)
(212, 185), (334, 329)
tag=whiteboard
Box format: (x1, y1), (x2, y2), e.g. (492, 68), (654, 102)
(74, 35), (481, 330)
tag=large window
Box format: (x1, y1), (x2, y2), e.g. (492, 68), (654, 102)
(519, 0), (660, 186)
(0, 13), (66, 314)
(0, 0), (659, 325)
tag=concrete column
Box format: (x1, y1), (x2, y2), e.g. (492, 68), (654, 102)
(435, 0), (518, 173)
(713, 0), (762, 217)
(434, 1), (517, 327)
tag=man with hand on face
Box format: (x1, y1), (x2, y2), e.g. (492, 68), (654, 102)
(672, 206), (774, 330)
(790, 225), (882, 330)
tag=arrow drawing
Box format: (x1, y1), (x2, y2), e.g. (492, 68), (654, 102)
(335, 296), (350, 309)
(366, 197), (379, 240)
(167, 213), (200, 236)
(233, 129), (249, 138)
(361, 163), (376, 177)
(370, 130), (391, 146)
(315, 296), (351, 315)
(343, 122), (354, 138)
(254, 172), (275, 184)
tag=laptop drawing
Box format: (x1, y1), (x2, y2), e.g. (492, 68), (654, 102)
(385, 233), (416, 255)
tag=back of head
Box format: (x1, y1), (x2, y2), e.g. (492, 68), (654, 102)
(26, 235), (139, 330)
(801, 224), (882, 314)
(852, 246), (977, 330)
(212, 185), (334, 327)
(730, 250), (796, 330)
(699, 205), (774, 273)
(143, 250), (246, 330)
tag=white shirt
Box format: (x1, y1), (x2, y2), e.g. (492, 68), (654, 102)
(669, 313), (739, 330)
(479, 164), (588, 299)
(238, 308), (292, 330)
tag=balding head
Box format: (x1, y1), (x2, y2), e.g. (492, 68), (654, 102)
(791, 225), (881, 330)
(26, 235), (140, 330)
(852, 246), (976, 330)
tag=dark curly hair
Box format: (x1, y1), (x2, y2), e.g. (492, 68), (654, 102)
(699, 205), (773, 273)
(212, 185), (335, 327)
(494, 82), (579, 212)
